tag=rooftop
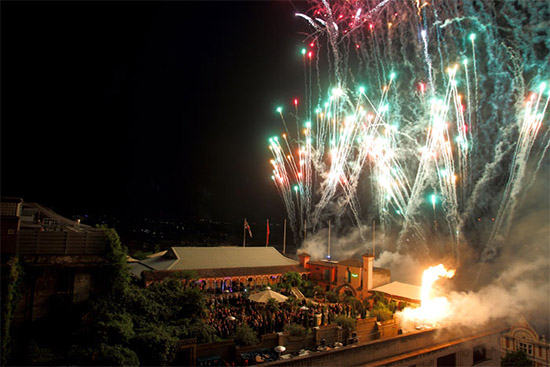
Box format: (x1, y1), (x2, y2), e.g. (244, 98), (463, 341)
(130, 246), (302, 277)
(337, 258), (363, 268)
(372, 281), (422, 302)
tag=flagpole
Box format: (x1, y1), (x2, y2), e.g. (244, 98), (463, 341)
(243, 219), (246, 247)
(283, 219), (287, 255)
(372, 220), (375, 257)
(266, 219), (269, 247)
(328, 220), (331, 258)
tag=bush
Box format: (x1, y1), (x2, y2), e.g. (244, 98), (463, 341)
(131, 327), (178, 366)
(325, 291), (339, 303)
(187, 320), (216, 344)
(97, 344), (139, 366)
(284, 323), (307, 337)
(67, 345), (95, 366)
(23, 340), (60, 366)
(97, 313), (135, 345)
(501, 350), (533, 367)
(335, 315), (356, 331)
(232, 325), (258, 346)
(370, 303), (393, 321)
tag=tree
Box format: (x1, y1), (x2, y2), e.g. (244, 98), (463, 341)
(266, 298), (280, 314)
(96, 344), (139, 366)
(282, 272), (303, 290)
(501, 351), (532, 367)
(96, 313), (135, 345)
(299, 280), (319, 298)
(131, 326), (178, 366)
(101, 226), (131, 292)
(1, 256), (24, 366)
(232, 325), (258, 346)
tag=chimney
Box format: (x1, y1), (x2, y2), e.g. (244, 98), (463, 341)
(362, 253), (374, 290)
(298, 253), (311, 268)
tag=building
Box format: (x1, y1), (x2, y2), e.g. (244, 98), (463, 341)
(0, 198), (110, 322)
(129, 246), (309, 292)
(298, 252), (391, 299)
(501, 319), (550, 367)
(261, 325), (504, 366)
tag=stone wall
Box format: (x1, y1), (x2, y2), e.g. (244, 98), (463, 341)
(377, 318), (399, 339)
(196, 340), (235, 362)
(262, 327), (502, 367)
(356, 317), (378, 343)
(372, 271), (391, 289)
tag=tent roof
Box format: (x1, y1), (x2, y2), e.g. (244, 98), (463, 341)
(130, 247), (300, 277)
(372, 281), (422, 302)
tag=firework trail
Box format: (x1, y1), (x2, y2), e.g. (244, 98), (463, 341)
(268, 0), (549, 260)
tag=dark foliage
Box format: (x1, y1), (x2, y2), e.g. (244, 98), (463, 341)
(501, 350), (533, 367)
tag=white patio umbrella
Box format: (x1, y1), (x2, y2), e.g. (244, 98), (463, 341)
(248, 289), (288, 303)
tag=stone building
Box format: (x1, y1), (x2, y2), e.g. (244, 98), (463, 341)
(298, 252), (391, 299)
(129, 246), (309, 291)
(0, 197), (110, 322)
(501, 319), (550, 367)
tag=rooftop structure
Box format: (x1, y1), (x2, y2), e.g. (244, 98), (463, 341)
(1, 197), (107, 256)
(129, 247), (309, 291)
(298, 252), (391, 299)
(1, 198), (110, 322)
(372, 281), (422, 304)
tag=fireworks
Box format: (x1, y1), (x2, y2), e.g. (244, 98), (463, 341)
(267, 0), (549, 259)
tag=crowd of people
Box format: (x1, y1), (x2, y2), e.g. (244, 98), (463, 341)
(205, 293), (355, 339)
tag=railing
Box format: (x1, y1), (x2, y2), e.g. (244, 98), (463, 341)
(16, 229), (107, 255)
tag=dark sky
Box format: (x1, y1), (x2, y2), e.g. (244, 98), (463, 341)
(2, 1), (310, 222)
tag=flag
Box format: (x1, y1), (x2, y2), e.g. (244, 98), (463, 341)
(244, 218), (253, 238)
(266, 219), (270, 246)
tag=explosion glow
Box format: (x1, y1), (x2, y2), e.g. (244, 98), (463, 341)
(267, 0), (550, 262)
(398, 264), (456, 329)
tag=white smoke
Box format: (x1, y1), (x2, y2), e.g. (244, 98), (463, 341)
(375, 251), (423, 285)
(300, 226), (373, 260)
(398, 257), (549, 334)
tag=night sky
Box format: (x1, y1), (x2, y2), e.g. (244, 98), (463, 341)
(2, 1), (310, 223)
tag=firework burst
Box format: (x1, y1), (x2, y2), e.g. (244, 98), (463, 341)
(268, 0), (549, 261)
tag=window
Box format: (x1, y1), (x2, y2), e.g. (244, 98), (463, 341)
(473, 345), (487, 365)
(516, 342), (533, 356)
(437, 353), (456, 367)
(324, 269), (331, 281)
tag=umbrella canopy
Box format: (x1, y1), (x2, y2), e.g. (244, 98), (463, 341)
(248, 289), (288, 303)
